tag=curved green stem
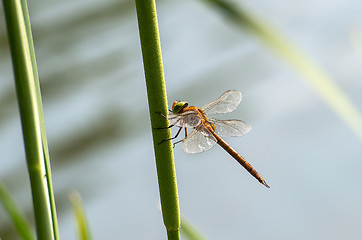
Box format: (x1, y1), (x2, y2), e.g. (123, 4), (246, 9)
(204, 0), (362, 142)
(135, 0), (180, 239)
(69, 191), (92, 240)
(181, 216), (206, 240)
(0, 181), (35, 240)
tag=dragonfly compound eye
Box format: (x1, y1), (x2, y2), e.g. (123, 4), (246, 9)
(172, 101), (188, 114)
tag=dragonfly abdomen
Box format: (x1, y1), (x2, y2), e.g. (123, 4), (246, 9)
(211, 132), (270, 188)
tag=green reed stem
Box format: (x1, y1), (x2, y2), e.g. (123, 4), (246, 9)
(181, 217), (206, 240)
(0, 181), (35, 240)
(69, 191), (92, 240)
(204, 0), (362, 142)
(2, 0), (59, 239)
(135, 0), (180, 239)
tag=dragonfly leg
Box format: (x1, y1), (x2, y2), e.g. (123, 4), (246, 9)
(154, 124), (174, 130)
(169, 128), (188, 148)
(158, 127), (183, 145)
(172, 139), (183, 148)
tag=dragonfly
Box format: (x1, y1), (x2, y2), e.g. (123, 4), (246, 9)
(163, 90), (270, 188)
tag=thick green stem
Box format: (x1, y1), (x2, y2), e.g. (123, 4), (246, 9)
(2, 0), (59, 239)
(135, 0), (180, 239)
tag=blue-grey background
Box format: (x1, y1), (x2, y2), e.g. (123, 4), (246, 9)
(1, 0), (362, 239)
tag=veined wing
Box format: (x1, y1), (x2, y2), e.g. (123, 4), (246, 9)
(209, 118), (251, 137)
(167, 111), (202, 128)
(201, 90), (242, 115)
(182, 125), (217, 153)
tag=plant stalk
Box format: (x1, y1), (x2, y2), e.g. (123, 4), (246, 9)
(135, 0), (180, 239)
(2, 0), (59, 239)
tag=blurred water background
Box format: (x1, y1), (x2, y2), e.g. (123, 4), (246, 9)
(1, 0), (362, 239)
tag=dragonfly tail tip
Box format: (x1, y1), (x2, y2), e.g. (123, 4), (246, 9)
(261, 180), (270, 188)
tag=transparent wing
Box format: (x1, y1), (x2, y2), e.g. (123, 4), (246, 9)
(209, 118), (251, 137)
(182, 126), (217, 153)
(201, 90), (242, 115)
(167, 111), (202, 128)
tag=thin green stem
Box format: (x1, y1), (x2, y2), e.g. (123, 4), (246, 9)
(181, 217), (206, 240)
(69, 191), (92, 240)
(0, 181), (35, 240)
(2, 0), (59, 239)
(20, 0), (59, 236)
(204, 0), (362, 142)
(135, 0), (180, 239)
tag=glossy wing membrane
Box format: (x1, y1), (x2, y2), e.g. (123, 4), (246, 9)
(209, 118), (251, 137)
(182, 126), (217, 153)
(202, 90), (242, 115)
(167, 111), (202, 128)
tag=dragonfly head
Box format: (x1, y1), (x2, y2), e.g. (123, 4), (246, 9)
(172, 101), (188, 114)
